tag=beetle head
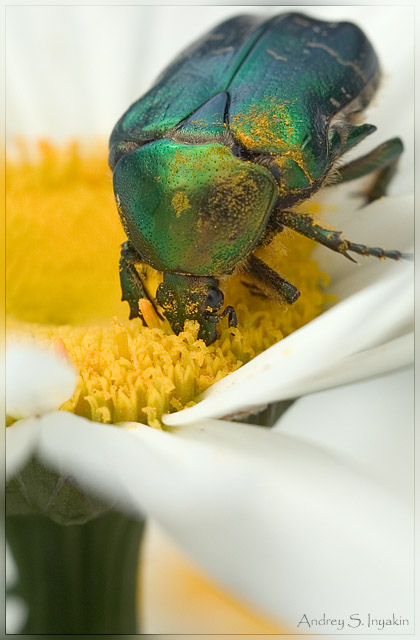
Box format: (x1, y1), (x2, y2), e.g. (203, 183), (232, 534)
(156, 274), (224, 344)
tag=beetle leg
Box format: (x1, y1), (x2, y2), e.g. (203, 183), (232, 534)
(245, 254), (300, 304)
(332, 137), (403, 203)
(219, 306), (238, 328)
(240, 281), (269, 299)
(204, 305), (237, 328)
(275, 211), (406, 262)
(119, 241), (160, 321)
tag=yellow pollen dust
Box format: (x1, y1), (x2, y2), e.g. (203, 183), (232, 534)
(171, 191), (190, 217)
(6, 141), (332, 429)
(230, 103), (295, 151)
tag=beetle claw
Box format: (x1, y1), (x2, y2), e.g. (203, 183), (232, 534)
(219, 305), (237, 328)
(341, 250), (358, 264)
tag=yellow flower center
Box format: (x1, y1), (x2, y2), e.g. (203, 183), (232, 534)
(7, 141), (332, 428)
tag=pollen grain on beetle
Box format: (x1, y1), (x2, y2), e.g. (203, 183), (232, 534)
(231, 104), (295, 151)
(6, 142), (331, 428)
(171, 190), (191, 217)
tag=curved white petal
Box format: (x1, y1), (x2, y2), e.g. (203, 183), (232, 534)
(6, 418), (41, 481)
(164, 263), (413, 425)
(33, 371), (413, 630)
(270, 332), (413, 400)
(6, 595), (28, 635)
(6, 343), (78, 419)
(274, 366), (414, 498)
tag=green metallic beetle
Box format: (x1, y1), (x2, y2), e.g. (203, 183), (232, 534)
(109, 12), (404, 345)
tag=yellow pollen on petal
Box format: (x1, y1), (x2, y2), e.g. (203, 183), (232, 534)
(6, 141), (333, 428)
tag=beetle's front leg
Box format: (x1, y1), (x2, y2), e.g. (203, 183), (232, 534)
(275, 211), (406, 262)
(245, 254), (300, 304)
(333, 137), (403, 203)
(218, 305), (238, 328)
(119, 241), (158, 321)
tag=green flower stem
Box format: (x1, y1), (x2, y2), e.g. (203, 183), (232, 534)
(7, 509), (145, 634)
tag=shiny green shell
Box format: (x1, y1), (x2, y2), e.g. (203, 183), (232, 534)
(110, 12), (379, 276)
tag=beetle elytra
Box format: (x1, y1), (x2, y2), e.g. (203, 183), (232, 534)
(110, 12), (405, 345)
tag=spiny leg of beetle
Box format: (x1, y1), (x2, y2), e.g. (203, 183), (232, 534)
(240, 280), (270, 299)
(275, 211), (404, 262)
(245, 254), (300, 304)
(331, 137), (403, 203)
(119, 241), (161, 321)
(218, 305), (237, 327)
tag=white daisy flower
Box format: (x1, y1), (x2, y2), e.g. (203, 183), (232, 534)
(6, 4), (414, 634)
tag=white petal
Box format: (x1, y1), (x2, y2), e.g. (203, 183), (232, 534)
(274, 367), (414, 498)
(6, 342), (77, 419)
(271, 332), (413, 399)
(6, 543), (18, 589)
(6, 418), (41, 481)
(36, 412), (138, 514)
(6, 596), (28, 635)
(34, 403), (413, 629)
(163, 264), (413, 425)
